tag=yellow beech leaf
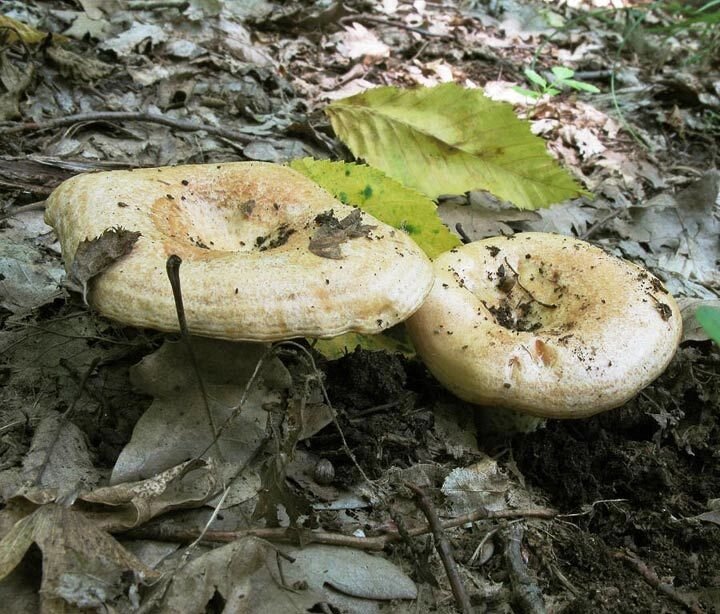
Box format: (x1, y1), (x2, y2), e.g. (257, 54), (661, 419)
(326, 83), (588, 209)
(290, 158), (460, 259)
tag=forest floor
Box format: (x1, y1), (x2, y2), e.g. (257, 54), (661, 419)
(0, 0), (719, 612)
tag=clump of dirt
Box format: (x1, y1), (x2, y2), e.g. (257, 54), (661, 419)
(317, 348), (435, 481)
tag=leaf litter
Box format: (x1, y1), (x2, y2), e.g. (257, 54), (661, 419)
(0, 0), (719, 612)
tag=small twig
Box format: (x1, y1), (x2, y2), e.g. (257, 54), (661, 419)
(279, 340), (375, 487)
(184, 487), (230, 554)
(196, 346), (275, 460)
(127, 0), (188, 9)
(504, 524), (546, 614)
(348, 400), (400, 420)
(406, 483), (473, 614)
(0, 111), (254, 144)
(0, 200), (46, 220)
(339, 14), (451, 38)
(455, 222), (472, 244)
(580, 209), (622, 240)
(127, 505), (558, 551)
(165, 255), (222, 458)
(612, 550), (704, 614)
(503, 257), (557, 309)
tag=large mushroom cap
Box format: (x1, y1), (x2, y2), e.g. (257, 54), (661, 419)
(45, 162), (433, 341)
(406, 233), (682, 418)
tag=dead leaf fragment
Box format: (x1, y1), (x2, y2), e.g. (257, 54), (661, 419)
(7, 459), (219, 534)
(334, 22), (390, 60)
(68, 226), (141, 303)
(0, 505), (158, 611)
(46, 45), (114, 81)
(20, 411), (100, 494)
(309, 209), (376, 259)
(155, 538), (271, 613)
(613, 170), (720, 291)
(0, 51), (34, 121)
(111, 338), (290, 494)
(679, 298), (720, 343)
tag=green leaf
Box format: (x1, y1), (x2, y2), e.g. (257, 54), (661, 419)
(325, 83), (588, 208)
(695, 305), (720, 345)
(561, 79), (601, 93)
(289, 158), (460, 259)
(512, 85), (542, 99)
(551, 66), (575, 80)
(524, 69), (548, 88)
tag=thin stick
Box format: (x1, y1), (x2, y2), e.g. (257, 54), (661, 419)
(612, 550), (703, 614)
(165, 255), (222, 456)
(504, 524), (546, 614)
(455, 223), (472, 244)
(339, 14), (451, 38)
(406, 483), (473, 614)
(0, 111), (253, 144)
(126, 505), (558, 551)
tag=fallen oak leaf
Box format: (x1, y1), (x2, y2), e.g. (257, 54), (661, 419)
(67, 226), (141, 304)
(0, 504), (159, 612)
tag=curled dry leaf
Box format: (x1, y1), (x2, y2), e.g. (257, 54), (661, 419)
(68, 226), (141, 304)
(309, 209), (376, 259)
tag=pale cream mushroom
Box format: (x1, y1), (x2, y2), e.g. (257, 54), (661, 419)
(44, 162), (434, 340)
(406, 233), (682, 420)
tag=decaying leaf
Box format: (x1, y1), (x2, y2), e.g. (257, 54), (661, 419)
(152, 538), (274, 613)
(326, 83), (587, 207)
(110, 338), (291, 491)
(0, 15), (49, 45)
(613, 170), (720, 292)
(68, 226), (140, 304)
(0, 210), (65, 314)
(441, 458), (511, 515)
(45, 45), (114, 81)
(0, 51), (35, 121)
(272, 545), (417, 610)
(6, 458), (219, 534)
(0, 504), (158, 612)
(438, 191), (541, 241)
(309, 209), (376, 259)
(19, 411), (99, 493)
(291, 158), (460, 259)
(680, 298), (720, 343)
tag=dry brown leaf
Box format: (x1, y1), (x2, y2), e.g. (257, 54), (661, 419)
(68, 226), (140, 304)
(309, 209), (376, 259)
(0, 504), (158, 611)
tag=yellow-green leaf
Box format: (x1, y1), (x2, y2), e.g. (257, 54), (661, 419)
(313, 326), (415, 360)
(290, 158), (460, 259)
(326, 83), (588, 209)
(0, 16), (51, 45)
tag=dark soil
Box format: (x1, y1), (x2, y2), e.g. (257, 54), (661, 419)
(317, 343), (720, 612)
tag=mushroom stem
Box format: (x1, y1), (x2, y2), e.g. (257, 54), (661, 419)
(166, 255), (223, 458)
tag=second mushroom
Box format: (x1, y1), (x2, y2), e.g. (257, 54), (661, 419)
(405, 233), (682, 420)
